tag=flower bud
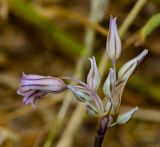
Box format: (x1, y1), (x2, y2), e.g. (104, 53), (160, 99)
(86, 102), (98, 117)
(117, 107), (139, 124)
(103, 68), (115, 98)
(103, 98), (112, 114)
(68, 85), (92, 102)
(118, 49), (148, 81)
(87, 56), (100, 91)
(106, 16), (121, 60)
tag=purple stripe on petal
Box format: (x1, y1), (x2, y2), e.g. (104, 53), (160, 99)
(22, 73), (47, 79)
(22, 77), (53, 81)
(18, 73), (68, 107)
(23, 90), (39, 104)
(23, 90), (47, 108)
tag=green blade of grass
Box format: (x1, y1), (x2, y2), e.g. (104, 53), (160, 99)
(7, 0), (84, 56)
(140, 13), (160, 40)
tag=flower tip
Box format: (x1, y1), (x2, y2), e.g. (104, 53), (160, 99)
(110, 15), (113, 19)
(142, 49), (149, 55)
(143, 49), (148, 56)
(135, 106), (139, 111)
(136, 49), (148, 63)
(17, 89), (20, 95)
(22, 72), (26, 76)
(110, 15), (117, 25)
(31, 103), (36, 109)
(110, 15), (116, 20)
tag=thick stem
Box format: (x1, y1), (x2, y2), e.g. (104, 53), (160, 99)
(93, 115), (109, 147)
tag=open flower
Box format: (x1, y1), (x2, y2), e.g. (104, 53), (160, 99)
(17, 73), (67, 107)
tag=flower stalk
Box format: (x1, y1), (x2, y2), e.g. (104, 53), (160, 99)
(94, 115), (109, 147)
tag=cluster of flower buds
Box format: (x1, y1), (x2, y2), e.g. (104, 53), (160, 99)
(17, 16), (148, 126)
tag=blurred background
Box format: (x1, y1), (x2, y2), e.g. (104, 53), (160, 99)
(0, 0), (160, 147)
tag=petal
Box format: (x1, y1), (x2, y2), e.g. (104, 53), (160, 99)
(22, 72), (50, 80)
(20, 74), (67, 93)
(107, 16), (115, 58)
(86, 102), (99, 117)
(113, 18), (121, 59)
(23, 90), (47, 108)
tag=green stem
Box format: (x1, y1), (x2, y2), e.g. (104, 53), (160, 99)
(119, 0), (148, 37)
(140, 13), (160, 40)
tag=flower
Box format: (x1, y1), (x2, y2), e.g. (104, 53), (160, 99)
(118, 49), (148, 81)
(117, 107), (139, 124)
(106, 16), (121, 60)
(103, 68), (115, 98)
(87, 57), (100, 91)
(17, 73), (67, 107)
(68, 85), (92, 102)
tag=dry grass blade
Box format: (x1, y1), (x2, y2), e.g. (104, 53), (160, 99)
(33, 5), (108, 37)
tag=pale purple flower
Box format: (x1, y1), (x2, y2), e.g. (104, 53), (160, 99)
(106, 16), (121, 60)
(118, 49), (148, 81)
(17, 73), (67, 107)
(103, 68), (115, 98)
(68, 85), (92, 102)
(117, 107), (139, 124)
(87, 57), (100, 91)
